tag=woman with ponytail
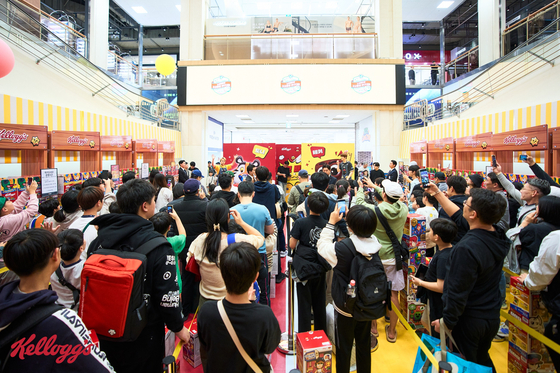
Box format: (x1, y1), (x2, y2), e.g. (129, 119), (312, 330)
(53, 189), (82, 231)
(153, 173), (173, 211)
(187, 198), (264, 308)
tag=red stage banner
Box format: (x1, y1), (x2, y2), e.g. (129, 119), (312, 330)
(223, 143), (277, 184)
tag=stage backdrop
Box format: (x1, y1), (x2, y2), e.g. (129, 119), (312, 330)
(275, 144), (302, 195)
(223, 143), (277, 184)
(301, 143), (356, 180)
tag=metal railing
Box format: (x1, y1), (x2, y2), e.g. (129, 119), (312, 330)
(141, 68), (177, 88)
(204, 33), (378, 60)
(502, 0), (560, 56)
(0, 0), (179, 130)
(404, 16), (560, 130)
(107, 50), (139, 86)
(445, 45), (479, 82)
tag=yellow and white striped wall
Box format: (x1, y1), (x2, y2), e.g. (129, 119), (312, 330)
(400, 100), (559, 165)
(1, 93), (182, 164)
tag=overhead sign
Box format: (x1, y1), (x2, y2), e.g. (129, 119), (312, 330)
(0, 123), (48, 150)
(51, 130), (100, 151)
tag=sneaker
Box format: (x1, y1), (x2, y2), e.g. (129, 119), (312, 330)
(280, 251), (287, 258)
(501, 300), (508, 310)
(493, 322), (508, 342)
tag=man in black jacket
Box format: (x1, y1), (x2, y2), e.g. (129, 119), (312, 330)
(387, 160), (398, 182)
(369, 162), (385, 181)
(209, 173), (237, 207)
(172, 179), (208, 314)
(426, 184), (509, 371)
(178, 160), (190, 183)
(88, 179), (190, 373)
(322, 165), (338, 185)
(438, 176), (468, 243)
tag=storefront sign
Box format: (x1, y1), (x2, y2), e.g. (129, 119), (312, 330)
(455, 133), (492, 152)
(427, 137), (454, 153)
(133, 139), (158, 153)
(410, 140), (427, 154)
(489, 125), (547, 151)
(158, 141), (175, 153)
(51, 130), (100, 151)
(101, 136), (132, 151)
(0, 123), (48, 150)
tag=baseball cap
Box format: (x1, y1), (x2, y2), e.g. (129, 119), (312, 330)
(468, 174), (484, 188)
(410, 161), (418, 166)
(0, 197), (6, 210)
(434, 172), (446, 180)
(298, 170), (309, 177)
(381, 179), (403, 199)
(183, 179), (201, 194)
(192, 169), (204, 178)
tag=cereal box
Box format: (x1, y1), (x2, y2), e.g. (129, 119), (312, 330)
(182, 315), (201, 368)
(402, 214), (427, 249)
(296, 330), (333, 373)
(1, 179), (17, 201)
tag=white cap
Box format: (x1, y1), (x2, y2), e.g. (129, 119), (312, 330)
(410, 161), (418, 166)
(381, 179), (404, 199)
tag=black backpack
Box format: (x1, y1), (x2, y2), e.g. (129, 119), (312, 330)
(295, 185), (308, 205)
(339, 240), (391, 322)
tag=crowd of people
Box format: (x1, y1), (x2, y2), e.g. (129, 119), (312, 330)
(2, 152), (560, 373)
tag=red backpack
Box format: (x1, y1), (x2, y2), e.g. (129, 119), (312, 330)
(79, 237), (169, 341)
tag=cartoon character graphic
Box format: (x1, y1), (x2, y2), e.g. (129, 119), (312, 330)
(527, 353), (544, 370)
(31, 136), (40, 146)
(229, 155), (261, 184)
(315, 357), (326, 373)
(529, 316), (545, 334)
(530, 137), (540, 147)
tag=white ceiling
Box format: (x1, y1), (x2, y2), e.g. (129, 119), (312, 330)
(114, 0), (465, 27)
(402, 0), (466, 22)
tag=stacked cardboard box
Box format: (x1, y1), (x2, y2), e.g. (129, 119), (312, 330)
(182, 314), (201, 368)
(296, 330), (333, 373)
(508, 276), (554, 373)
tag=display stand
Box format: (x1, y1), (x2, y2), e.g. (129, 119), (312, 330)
(0, 123), (48, 175)
(550, 128), (560, 177)
(158, 141), (176, 166)
(454, 132), (492, 170)
(409, 141), (427, 167)
(100, 136), (133, 170)
(48, 130), (100, 172)
(132, 139), (158, 169)
(487, 125), (548, 174)
(426, 137), (454, 169)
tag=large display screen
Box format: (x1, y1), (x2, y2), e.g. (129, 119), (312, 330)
(181, 64), (404, 106)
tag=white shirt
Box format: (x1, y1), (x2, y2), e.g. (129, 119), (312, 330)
(415, 206), (439, 229)
(69, 216), (98, 260)
(525, 231), (560, 291)
(155, 187), (173, 211)
(50, 259), (84, 311)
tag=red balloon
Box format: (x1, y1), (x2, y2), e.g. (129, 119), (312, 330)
(0, 39), (15, 79)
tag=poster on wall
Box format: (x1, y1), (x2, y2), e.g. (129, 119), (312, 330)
(40, 168), (58, 198)
(301, 143), (355, 180)
(275, 144), (302, 195)
(223, 143), (277, 184)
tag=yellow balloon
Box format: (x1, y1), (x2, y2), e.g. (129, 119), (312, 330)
(155, 54), (176, 76)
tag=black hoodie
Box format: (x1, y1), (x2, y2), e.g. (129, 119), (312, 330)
(88, 214), (183, 333)
(253, 181), (280, 221)
(0, 281), (114, 372)
(209, 190), (237, 207)
(442, 225), (510, 329)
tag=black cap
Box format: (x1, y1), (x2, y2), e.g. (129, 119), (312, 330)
(468, 174), (484, 188)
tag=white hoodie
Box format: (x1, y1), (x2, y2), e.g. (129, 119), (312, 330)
(317, 225), (381, 268)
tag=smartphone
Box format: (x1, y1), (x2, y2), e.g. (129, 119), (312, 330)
(519, 154), (528, 161)
(27, 177), (33, 185)
(419, 168), (430, 188)
(337, 200), (346, 214)
(167, 206), (173, 214)
(492, 155), (497, 168)
(415, 264), (429, 281)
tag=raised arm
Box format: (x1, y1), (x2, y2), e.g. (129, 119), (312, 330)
(424, 182), (460, 217)
(494, 163), (522, 205)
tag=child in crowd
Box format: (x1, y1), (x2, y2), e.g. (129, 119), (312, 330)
(50, 229), (85, 311)
(291, 192), (331, 333)
(198, 242), (281, 373)
(28, 197), (60, 229)
(0, 180), (39, 242)
(0, 229), (115, 372)
(410, 218), (457, 337)
(69, 186), (104, 259)
(53, 189), (82, 231)
(412, 191), (439, 256)
(150, 208), (187, 293)
(317, 204), (382, 373)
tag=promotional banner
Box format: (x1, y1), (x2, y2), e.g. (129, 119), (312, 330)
(275, 144), (302, 195)
(301, 143), (355, 180)
(223, 143), (277, 184)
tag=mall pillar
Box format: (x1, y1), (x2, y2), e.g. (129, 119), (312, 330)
(374, 0), (403, 59)
(88, 0), (109, 69)
(180, 111), (207, 171)
(374, 110), (404, 167)
(478, 0), (501, 65)
(179, 0), (206, 60)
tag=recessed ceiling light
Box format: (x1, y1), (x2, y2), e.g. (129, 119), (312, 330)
(335, 115), (350, 118)
(286, 115), (299, 117)
(132, 6), (147, 13)
(236, 115), (250, 118)
(437, 1), (454, 9)
(175, 5), (181, 11)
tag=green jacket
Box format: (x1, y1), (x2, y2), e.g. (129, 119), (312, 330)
(355, 186), (408, 261)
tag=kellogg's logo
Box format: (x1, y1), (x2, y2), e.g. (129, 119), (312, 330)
(211, 76), (232, 95)
(281, 75), (301, 94)
(464, 140), (480, 148)
(67, 136), (88, 146)
(0, 129), (29, 144)
(503, 135), (528, 146)
(281, 147), (292, 151)
(351, 75), (372, 94)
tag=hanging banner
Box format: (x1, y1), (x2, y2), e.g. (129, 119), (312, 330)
(275, 144), (302, 194)
(301, 143), (355, 180)
(223, 143), (277, 184)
